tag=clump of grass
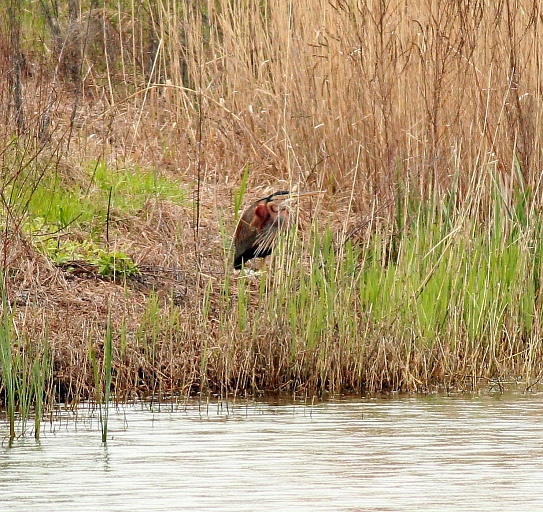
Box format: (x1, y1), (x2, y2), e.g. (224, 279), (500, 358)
(89, 160), (189, 211)
(0, 276), (53, 441)
(18, 159), (190, 279)
(90, 312), (114, 443)
(31, 335), (51, 440)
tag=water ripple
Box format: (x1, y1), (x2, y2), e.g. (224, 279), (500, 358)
(2, 394), (543, 511)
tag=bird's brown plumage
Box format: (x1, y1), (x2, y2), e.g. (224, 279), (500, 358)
(233, 191), (290, 269)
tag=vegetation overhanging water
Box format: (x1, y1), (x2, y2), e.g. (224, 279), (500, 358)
(1, 0), (543, 440)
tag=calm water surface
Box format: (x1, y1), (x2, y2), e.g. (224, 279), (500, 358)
(1, 393), (543, 511)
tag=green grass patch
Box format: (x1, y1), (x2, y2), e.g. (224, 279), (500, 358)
(22, 160), (188, 234)
(14, 160), (188, 274)
(90, 160), (188, 212)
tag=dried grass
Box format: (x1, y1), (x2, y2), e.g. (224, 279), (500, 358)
(1, 1), (543, 407)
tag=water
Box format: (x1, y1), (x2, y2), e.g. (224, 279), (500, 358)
(2, 393), (543, 511)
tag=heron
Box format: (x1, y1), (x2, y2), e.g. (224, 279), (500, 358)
(233, 190), (320, 269)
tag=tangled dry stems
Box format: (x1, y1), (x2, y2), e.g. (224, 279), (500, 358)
(2, 1), (543, 404)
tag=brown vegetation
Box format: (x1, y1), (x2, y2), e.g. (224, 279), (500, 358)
(1, 0), (543, 403)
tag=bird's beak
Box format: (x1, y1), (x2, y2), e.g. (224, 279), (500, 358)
(277, 191), (325, 205)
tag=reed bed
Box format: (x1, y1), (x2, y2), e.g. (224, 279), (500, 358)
(1, 0), (543, 436)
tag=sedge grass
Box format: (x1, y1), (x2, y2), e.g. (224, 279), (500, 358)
(0, 284), (53, 440)
(0, 279), (16, 440)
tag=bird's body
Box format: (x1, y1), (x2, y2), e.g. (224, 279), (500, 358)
(233, 191), (291, 269)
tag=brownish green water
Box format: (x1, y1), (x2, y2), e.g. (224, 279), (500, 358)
(2, 393), (543, 510)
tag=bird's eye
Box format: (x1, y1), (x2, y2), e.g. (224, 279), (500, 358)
(269, 203), (278, 213)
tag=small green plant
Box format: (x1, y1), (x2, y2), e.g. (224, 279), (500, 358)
(35, 236), (140, 278)
(96, 251), (140, 278)
(37, 235), (96, 264)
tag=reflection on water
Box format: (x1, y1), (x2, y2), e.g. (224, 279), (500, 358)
(2, 393), (543, 511)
